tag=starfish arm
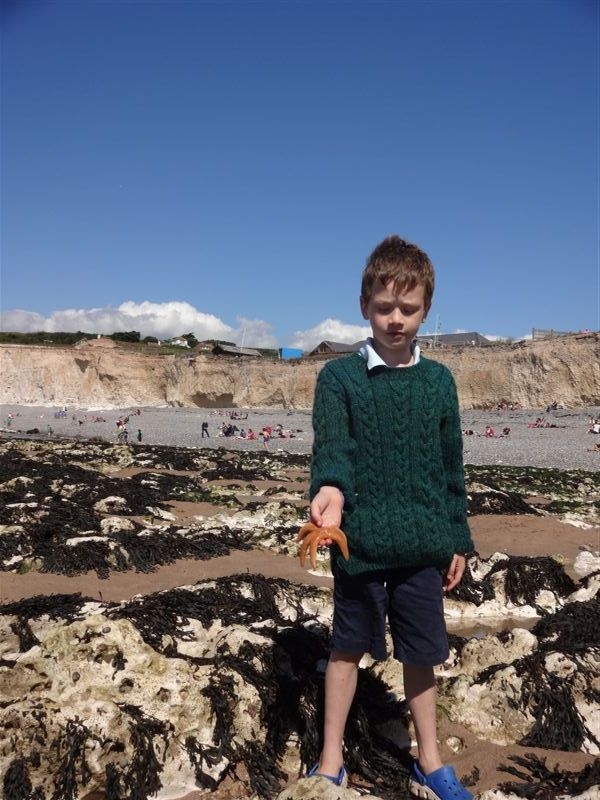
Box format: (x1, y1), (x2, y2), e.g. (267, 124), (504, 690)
(327, 527), (350, 561)
(309, 536), (320, 570)
(298, 522), (318, 541)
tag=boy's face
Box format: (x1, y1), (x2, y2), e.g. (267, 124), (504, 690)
(360, 279), (428, 362)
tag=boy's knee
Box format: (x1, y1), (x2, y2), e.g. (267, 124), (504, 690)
(329, 650), (363, 667)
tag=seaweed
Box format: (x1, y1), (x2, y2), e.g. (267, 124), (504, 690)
(446, 556), (496, 605)
(489, 556), (576, 610)
(532, 598), (600, 654)
(0, 593), (92, 623)
(49, 717), (100, 800)
(2, 757), (46, 800)
(448, 555), (576, 609)
(108, 705), (172, 800)
(499, 753), (600, 797)
(108, 574), (318, 652)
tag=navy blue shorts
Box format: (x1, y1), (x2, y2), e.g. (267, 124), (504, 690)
(330, 564), (449, 665)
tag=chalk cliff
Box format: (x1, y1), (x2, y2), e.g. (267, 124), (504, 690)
(1, 333), (598, 410)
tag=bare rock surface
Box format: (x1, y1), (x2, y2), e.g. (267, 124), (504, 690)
(1, 332), (598, 410)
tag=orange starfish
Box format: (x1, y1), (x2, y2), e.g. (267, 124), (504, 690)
(297, 522), (350, 569)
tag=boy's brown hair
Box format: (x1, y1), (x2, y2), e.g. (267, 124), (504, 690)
(361, 235), (435, 312)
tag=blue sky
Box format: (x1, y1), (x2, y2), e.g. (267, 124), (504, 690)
(1, 0), (598, 349)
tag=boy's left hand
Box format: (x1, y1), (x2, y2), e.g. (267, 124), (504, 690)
(444, 553), (467, 592)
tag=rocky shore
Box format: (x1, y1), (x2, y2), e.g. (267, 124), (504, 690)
(0, 412), (598, 800)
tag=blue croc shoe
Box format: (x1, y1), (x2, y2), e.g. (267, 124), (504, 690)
(410, 762), (473, 800)
(307, 763), (348, 787)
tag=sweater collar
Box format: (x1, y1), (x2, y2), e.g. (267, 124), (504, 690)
(358, 337), (421, 371)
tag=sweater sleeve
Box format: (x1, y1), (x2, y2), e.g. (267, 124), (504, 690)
(309, 365), (356, 508)
(440, 370), (474, 554)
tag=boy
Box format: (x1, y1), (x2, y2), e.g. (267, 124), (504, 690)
(306, 235), (474, 800)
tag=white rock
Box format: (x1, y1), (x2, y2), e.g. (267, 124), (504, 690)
(94, 495), (129, 513)
(100, 515), (136, 534)
(574, 550), (600, 577)
(146, 505), (177, 520)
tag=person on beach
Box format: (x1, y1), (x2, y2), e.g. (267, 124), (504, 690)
(201, 421), (210, 438)
(305, 235), (474, 799)
(262, 428), (271, 449)
(137, 429), (142, 442)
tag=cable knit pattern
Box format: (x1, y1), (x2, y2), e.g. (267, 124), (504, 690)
(310, 354), (473, 575)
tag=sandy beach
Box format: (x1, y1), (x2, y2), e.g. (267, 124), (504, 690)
(2, 403), (600, 471)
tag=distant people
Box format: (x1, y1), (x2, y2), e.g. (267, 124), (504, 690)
(137, 429), (143, 442)
(262, 428), (271, 450)
(46, 424), (53, 436)
(246, 428), (256, 440)
(485, 425), (495, 437)
(529, 417), (546, 429)
(495, 400), (521, 411)
(502, 427), (511, 437)
(201, 421), (210, 438)
(530, 417), (561, 429)
(219, 422), (237, 437)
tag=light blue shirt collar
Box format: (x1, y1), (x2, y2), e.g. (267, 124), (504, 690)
(358, 337), (421, 371)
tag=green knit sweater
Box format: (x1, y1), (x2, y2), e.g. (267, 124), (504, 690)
(309, 353), (473, 575)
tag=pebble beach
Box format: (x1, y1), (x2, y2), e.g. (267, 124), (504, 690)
(2, 403), (599, 472)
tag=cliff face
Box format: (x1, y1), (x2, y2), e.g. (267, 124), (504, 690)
(1, 334), (598, 410)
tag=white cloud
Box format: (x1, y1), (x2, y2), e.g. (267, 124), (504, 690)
(116, 301), (233, 341)
(289, 318), (371, 351)
(482, 333), (532, 342)
(0, 310), (48, 331)
(0, 302), (277, 347)
(482, 333), (507, 342)
(234, 317), (278, 348)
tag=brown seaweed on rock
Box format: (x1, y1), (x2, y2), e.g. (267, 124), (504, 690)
(448, 554), (577, 610)
(455, 597), (600, 754)
(0, 576), (415, 800)
(499, 752), (600, 798)
(0, 593), (92, 654)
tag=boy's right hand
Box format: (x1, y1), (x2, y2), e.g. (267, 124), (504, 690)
(310, 486), (344, 529)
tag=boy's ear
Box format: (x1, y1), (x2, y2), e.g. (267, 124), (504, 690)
(359, 295), (369, 320)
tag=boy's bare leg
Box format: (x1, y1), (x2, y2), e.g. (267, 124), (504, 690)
(403, 663), (443, 775)
(317, 651), (362, 775)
